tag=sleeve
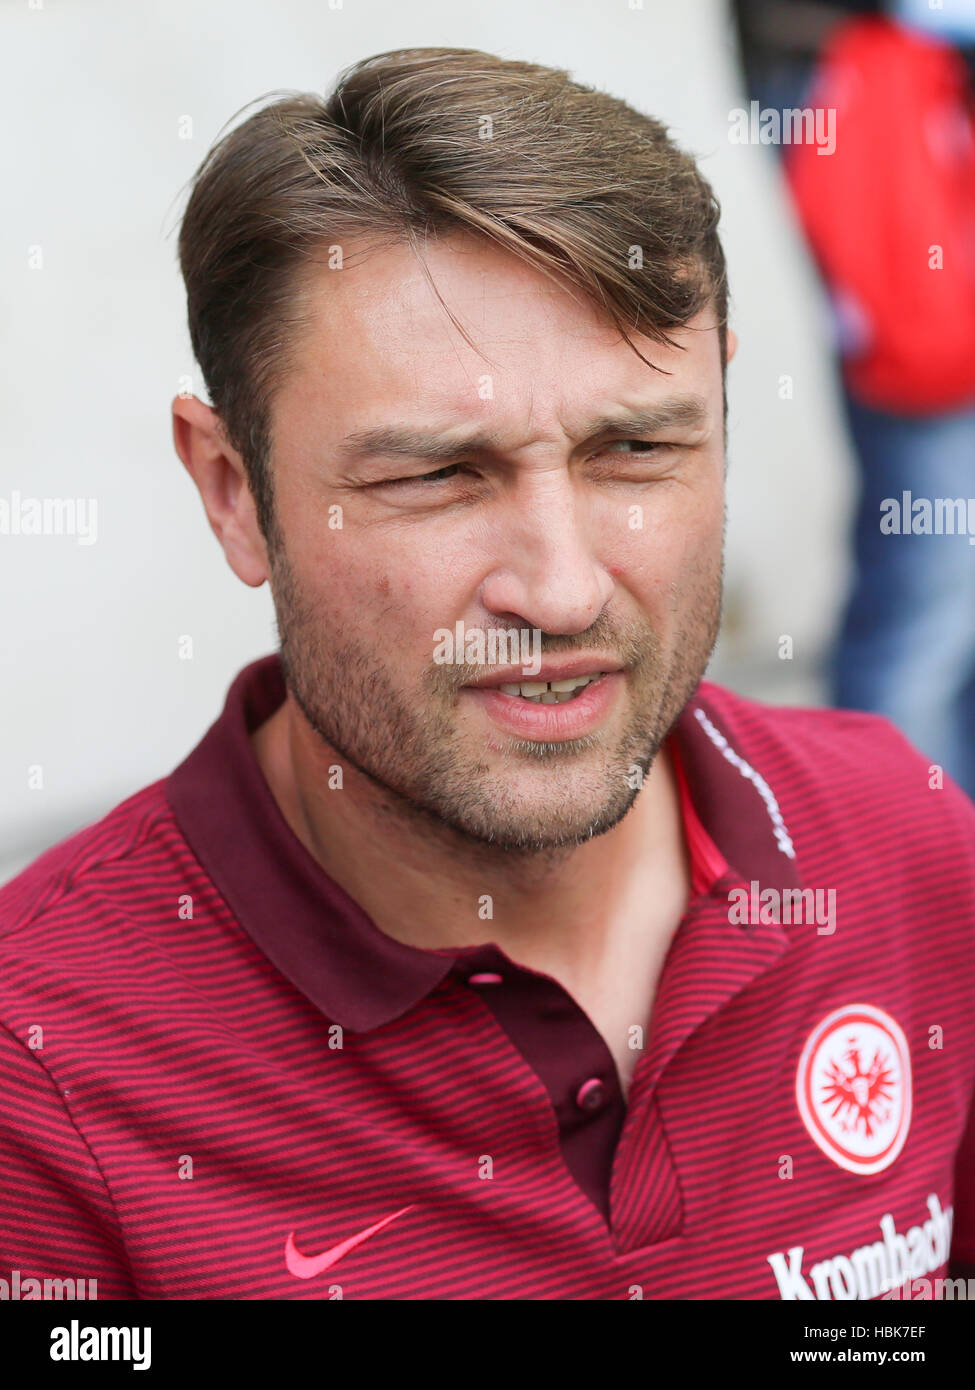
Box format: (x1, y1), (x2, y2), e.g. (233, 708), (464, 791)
(0, 1020), (137, 1299)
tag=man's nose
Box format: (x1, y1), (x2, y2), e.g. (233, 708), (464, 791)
(478, 481), (615, 635)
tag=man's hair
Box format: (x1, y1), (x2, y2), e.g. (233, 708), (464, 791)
(177, 47), (728, 541)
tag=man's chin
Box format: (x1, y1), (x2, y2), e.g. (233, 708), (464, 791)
(433, 783), (645, 854)
(416, 728), (657, 851)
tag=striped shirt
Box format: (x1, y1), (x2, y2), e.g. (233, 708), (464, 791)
(1, 654), (973, 1300)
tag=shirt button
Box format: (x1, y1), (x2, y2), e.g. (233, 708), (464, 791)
(575, 1078), (607, 1112)
(467, 972), (503, 986)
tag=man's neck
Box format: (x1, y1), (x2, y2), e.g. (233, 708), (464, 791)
(250, 695), (692, 998)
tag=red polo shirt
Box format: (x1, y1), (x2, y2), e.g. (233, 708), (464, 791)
(1, 654), (974, 1300)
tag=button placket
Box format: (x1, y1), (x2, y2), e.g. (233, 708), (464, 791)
(453, 947), (628, 1224)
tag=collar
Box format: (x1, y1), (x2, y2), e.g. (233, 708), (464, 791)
(166, 654), (802, 1032)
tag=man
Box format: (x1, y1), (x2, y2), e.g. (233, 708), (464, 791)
(1, 47), (973, 1301)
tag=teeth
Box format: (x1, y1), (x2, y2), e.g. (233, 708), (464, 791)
(495, 673), (603, 702)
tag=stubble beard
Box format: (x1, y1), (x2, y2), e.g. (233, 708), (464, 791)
(268, 542), (722, 854)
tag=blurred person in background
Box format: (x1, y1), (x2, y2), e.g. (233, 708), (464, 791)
(733, 0), (975, 800)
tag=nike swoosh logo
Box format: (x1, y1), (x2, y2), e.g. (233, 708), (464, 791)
(285, 1204), (416, 1278)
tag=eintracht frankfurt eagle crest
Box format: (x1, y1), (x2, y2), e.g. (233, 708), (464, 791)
(796, 1004), (912, 1175)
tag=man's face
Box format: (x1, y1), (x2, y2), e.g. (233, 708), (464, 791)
(265, 233), (727, 850)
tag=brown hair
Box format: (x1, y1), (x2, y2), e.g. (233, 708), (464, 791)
(177, 47), (728, 540)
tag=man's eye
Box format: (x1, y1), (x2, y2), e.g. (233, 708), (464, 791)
(601, 439), (666, 454)
(385, 464), (461, 486)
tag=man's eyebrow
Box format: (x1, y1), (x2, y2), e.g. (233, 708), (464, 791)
(585, 396), (710, 438)
(336, 394), (710, 466)
(338, 425), (503, 465)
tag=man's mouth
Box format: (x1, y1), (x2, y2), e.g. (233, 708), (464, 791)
(461, 662), (623, 740)
(496, 673), (604, 704)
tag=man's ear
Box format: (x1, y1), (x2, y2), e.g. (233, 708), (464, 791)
(725, 327), (739, 364)
(171, 394), (269, 588)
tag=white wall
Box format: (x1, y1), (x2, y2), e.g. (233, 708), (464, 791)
(0, 0), (854, 882)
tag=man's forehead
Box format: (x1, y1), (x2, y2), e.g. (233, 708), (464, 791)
(280, 236), (723, 444)
(295, 233), (720, 353)
(281, 346), (720, 463)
